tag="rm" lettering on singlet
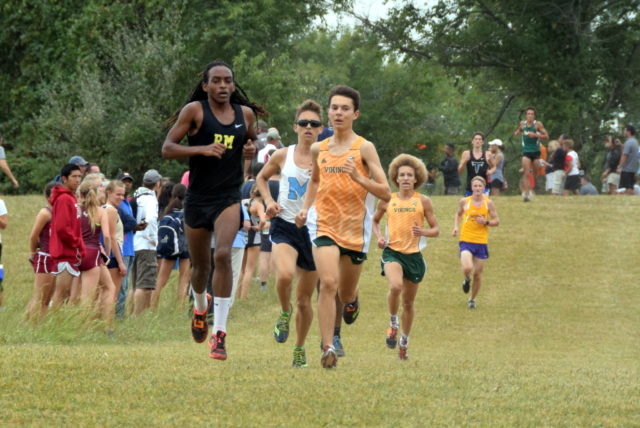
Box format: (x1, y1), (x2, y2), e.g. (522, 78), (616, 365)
(213, 134), (234, 149)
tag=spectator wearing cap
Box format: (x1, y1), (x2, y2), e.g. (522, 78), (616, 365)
(257, 128), (281, 164)
(488, 139), (505, 196)
(0, 135), (19, 188)
(579, 172), (598, 195)
(69, 156), (89, 175)
(131, 169), (162, 315)
(438, 143), (461, 195)
(114, 172), (138, 317)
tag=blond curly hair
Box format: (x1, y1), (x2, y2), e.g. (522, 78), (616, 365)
(388, 154), (428, 189)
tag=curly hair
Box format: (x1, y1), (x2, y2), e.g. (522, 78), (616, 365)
(388, 154), (428, 189)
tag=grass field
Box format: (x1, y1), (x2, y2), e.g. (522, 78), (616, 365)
(0, 194), (638, 426)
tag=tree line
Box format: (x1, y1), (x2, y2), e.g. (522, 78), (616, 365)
(1, 0), (637, 193)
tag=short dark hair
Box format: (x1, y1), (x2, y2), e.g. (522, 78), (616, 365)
(525, 107), (537, 117)
(295, 99), (323, 121)
(328, 85), (360, 111)
(625, 124), (636, 136)
(472, 132), (485, 141)
(446, 143), (455, 150)
(44, 181), (57, 198)
(60, 163), (81, 179)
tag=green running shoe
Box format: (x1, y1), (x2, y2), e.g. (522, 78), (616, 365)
(274, 310), (291, 343)
(292, 346), (307, 368)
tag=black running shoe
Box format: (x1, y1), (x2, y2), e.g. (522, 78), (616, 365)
(462, 278), (470, 294)
(191, 293), (212, 343)
(342, 298), (360, 324)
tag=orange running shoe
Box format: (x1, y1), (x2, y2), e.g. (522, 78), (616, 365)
(208, 330), (227, 360)
(386, 326), (398, 349)
(191, 293), (212, 343)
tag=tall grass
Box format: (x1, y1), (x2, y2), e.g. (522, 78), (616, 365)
(1, 194), (638, 426)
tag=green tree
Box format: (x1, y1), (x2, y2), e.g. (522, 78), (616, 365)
(354, 0), (640, 175)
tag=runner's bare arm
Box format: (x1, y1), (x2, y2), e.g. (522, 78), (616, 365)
(535, 121), (549, 141)
(417, 195), (439, 238)
(372, 200), (388, 248)
(295, 143), (320, 227)
(486, 150), (497, 176)
(162, 102), (226, 159)
(257, 148), (286, 217)
(486, 200), (500, 227)
(458, 150), (470, 173)
(452, 198), (465, 236)
(513, 120), (523, 136)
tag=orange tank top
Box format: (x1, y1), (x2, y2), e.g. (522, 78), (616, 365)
(386, 192), (425, 254)
(459, 196), (490, 244)
(309, 137), (376, 252)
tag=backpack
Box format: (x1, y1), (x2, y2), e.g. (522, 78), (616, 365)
(157, 211), (186, 257)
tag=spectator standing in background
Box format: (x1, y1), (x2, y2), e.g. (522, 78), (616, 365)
(0, 195), (7, 310)
(438, 143), (460, 195)
(49, 164), (85, 308)
(131, 169), (162, 315)
(488, 139), (505, 196)
(115, 172), (138, 317)
(601, 136), (622, 195)
(617, 125), (638, 195)
(563, 139), (581, 196)
(0, 135), (19, 188)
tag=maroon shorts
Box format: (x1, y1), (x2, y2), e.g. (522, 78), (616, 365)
(32, 252), (55, 274)
(79, 247), (104, 272)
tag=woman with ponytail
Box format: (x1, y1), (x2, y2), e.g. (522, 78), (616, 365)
(162, 60), (263, 360)
(77, 174), (116, 330)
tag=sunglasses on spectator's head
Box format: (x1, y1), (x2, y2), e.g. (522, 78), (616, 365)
(296, 120), (322, 128)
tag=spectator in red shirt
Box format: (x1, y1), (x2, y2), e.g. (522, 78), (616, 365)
(50, 164), (86, 307)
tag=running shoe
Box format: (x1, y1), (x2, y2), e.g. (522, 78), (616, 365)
(386, 326), (398, 349)
(333, 335), (345, 357)
(399, 346), (409, 360)
(208, 330), (227, 360)
(399, 337), (409, 360)
(522, 191), (530, 202)
(342, 298), (360, 324)
(468, 299), (476, 309)
(191, 293), (212, 343)
(320, 345), (337, 369)
(274, 310), (292, 343)
(292, 346), (307, 368)
(462, 278), (470, 294)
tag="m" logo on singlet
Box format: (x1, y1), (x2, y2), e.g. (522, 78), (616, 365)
(287, 177), (308, 200)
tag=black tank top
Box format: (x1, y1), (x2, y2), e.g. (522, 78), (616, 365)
(466, 150), (489, 191)
(186, 101), (247, 203)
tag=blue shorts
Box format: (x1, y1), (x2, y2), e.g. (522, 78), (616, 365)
(270, 217), (315, 271)
(459, 241), (489, 259)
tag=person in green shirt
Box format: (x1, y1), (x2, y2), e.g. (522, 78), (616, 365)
(513, 107), (549, 202)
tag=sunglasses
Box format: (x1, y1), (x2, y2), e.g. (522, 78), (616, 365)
(296, 120), (322, 128)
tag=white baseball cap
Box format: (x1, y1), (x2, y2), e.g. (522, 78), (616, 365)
(488, 139), (503, 146)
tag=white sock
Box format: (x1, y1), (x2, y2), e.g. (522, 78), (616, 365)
(213, 297), (231, 333)
(400, 334), (409, 347)
(389, 314), (399, 328)
(193, 290), (208, 313)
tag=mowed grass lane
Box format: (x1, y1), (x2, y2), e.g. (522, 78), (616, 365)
(0, 194), (638, 426)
